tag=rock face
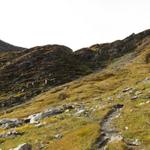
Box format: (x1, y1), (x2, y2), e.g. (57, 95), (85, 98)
(10, 143), (32, 150)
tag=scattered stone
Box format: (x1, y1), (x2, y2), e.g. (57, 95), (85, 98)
(142, 77), (150, 84)
(122, 87), (132, 93)
(28, 104), (74, 124)
(65, 109), (70, 113)
(0, 104), (75, 129)
(35, 122), (45, 128)
(125, 126), (128, 130)
(146, 100), (150, 104)
(10, 143), (32, 150)
(113, 104), (124, 109)
(109, 135), (123, 142)
(144, 95), (150, 99)
(144, 77), (150, 81)
(75, 109), (85, 115)
(107, 96), (113, 101)
(54, 134), (63, 139)
(131, 96), (138, 100)
(0, 130), (23, 138)
(0, 118), (23, 129)
(124, 138), (141, 146)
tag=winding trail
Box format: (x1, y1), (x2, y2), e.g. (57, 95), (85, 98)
(92, 104), (124, 150)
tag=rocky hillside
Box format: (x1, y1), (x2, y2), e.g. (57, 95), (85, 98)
(0, 40), (24, 51)
(0, 29), (150, 150)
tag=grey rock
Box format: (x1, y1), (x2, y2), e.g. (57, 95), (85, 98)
(122, 87), (132, 93)
(144, 95), (150, 99)
(54, 134), (63, 139)
(10, 143), (32, 150)
(107, 96), (113, 101)
(28, 105), (74, 124)
(131, 96), (138, 100)
(144, 77), (150, 81)
(0, 118), (23, 129)
(124, 138), (141, 146)
(75, 109), (85, 115)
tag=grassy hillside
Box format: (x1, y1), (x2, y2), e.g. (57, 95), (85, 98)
(0, 37), (150, 149)
(0, 30), (150, 149)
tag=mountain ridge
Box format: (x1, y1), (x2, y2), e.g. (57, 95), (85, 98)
(1, 29), (150, 108)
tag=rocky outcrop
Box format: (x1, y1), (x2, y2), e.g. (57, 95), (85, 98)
(0, 118), (24, 129)
(0, 104), (75, 128)
(10, 143), (32, 150)
(27, 104), (74, 124)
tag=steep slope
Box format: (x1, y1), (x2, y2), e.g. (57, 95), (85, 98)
(0, 29), (150, 149)
(1, 30), (150, 110)
(0, 45), (92, 108)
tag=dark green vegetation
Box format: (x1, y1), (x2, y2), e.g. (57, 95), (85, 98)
(0, 29), (150, 149)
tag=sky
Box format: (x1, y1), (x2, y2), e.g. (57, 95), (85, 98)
(0, 0), (150, 50)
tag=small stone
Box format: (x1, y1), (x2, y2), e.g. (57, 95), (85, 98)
(65, 109), (70, 113)
(125, 126), (128, 130)
(144, 95), (150, 99)
(124, 138), (141, 146)
(144, 77), (150, 81)
(75, 109), (85, 115)
(122, 87), (132, 93)
(54, 134), (63, 139)
(35, 123), (44, 128)
(131, 96), (138, 100)
(107, 96), (113, 101)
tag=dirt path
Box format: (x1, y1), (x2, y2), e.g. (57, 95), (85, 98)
(92, 104), (124, 150)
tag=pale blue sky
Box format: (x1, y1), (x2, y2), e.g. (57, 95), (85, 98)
(0, 0), (150, 50)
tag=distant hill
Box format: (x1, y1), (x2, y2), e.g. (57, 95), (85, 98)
(0, 40), (25, 51)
